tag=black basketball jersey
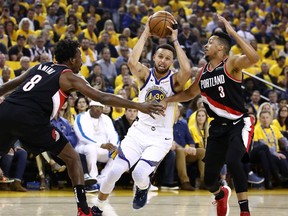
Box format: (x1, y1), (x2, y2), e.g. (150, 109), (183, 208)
(198, 59), (247, 122)
(6, 62), (70, 120)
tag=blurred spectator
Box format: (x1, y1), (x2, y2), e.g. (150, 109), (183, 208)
(16, 18), (35, 40)
(236, 21), (255, 42)
(178, 22), (197, 59)
(270, 56), (286, 77)
(53, 16), (66, 42)
(0, 23), (10, 50)
(247, 90), (261, 116)
(33, 2), (46, 28)
(115, 46), (130, 74)
(255, 62), (278, 96)
(0, 4), (17, 26)
(79, 20), (99, 44)
(99, 19), (119, 46)
(0, 67), (11, 86)
(80, 38), (97, 69)
(30, 35), (53, 62)
(0, 53), (14, 79)
(272, 105), (288, 139)
(262, 39), (280, 60)
(74, 96), (89, 115)
(115, 35), (131, 56)
(0, 143), (27, 192)
(14, 56), (30, 77)
(8, 35), (31, 61)
(74, 101), (118, 186)
(279, 41), (288, 58)
(4, 20), (17, 44)
(27, 8), (40, 31)
(121, 4), (141, 37)
(97, 47), (117, 88)
(270, 25), (286, 46)
(67, 0), (85, 21)
(46, 4), (58, 26)
(95, 31), (118, 58)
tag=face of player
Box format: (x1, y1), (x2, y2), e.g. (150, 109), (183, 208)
(71, 49), (82, 74)
(204, 36), (220, 61)
(153, 48), (174, 74)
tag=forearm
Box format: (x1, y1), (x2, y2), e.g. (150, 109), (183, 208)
(173, 40), (191, 73)
(128, 28), (149, 66)
(229, 30), (259, 63)
(166, 90), (193, 103)
(99, 92), (140, 110)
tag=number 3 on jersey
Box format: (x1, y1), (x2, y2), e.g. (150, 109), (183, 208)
(218, 85), (225, 98)
(23, 74), (42, 91)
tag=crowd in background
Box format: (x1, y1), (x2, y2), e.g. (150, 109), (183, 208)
(0, 0), (288, 192)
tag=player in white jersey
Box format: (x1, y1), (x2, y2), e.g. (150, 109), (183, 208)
(92, 17), (191, 215)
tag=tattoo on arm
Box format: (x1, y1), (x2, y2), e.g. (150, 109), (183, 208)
(231, 67), (239, 73)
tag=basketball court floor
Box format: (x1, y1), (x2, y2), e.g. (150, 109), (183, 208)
(0, 188), (288, 216)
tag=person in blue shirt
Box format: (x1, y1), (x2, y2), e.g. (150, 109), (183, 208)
(173, 103), (205, 190)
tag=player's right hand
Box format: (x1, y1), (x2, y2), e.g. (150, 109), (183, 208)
(139, 100), (165, 119)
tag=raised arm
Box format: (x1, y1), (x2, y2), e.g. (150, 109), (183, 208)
(217, 15), (259, 79)
(127, 25), (150, 86)
(170, 28), (192, 92)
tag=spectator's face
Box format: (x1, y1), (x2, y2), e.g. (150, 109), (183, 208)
(89, 106), (103, 118)
(269, 93), (278, 103)
(92, 65), (102, 75)
(0, 54), (5, 67)
(260, 112), (272, 128)
(76, 98), (88, 113)
(102, 49), (111, 61)
(279, 106), (288, 118)
(2, 69), (10, 81)
(196, 110), (207, 125)
(21, 58), (30, 69)
(251, 92), (260, 103)
(36, 38), (45, 48)
(125, 109), (138, 122)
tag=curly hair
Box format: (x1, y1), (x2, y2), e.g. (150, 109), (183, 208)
(54, 39), (80, 63)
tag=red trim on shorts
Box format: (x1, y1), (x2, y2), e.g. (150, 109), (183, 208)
(246, 116), (255, 152)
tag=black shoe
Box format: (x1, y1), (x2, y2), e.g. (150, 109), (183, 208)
(91, 206), (102, 216)
(133, 185), (150, 209)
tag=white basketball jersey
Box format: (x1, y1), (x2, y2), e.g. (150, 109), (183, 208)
(138, 68), (177, 128)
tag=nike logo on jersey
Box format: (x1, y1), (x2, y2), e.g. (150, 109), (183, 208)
(233, 119), (241, 125)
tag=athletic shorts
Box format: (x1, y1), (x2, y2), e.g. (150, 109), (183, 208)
(0, 101), (68, 156)
(117, 120), (173, 169)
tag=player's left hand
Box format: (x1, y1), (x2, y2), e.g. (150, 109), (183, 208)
(139, 100), (165, 119)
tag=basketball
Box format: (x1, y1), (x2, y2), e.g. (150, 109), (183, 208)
(149, 11), (175, 38)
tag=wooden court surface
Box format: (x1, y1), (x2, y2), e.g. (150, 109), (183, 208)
(0, 189), (288, 216)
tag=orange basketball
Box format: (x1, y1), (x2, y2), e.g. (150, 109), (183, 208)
(149, 11), (175, 38)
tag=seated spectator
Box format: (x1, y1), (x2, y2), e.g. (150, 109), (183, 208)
(251, 110), (288, 189)
(96, 47), (117, 88)
(30, 35), (52, 62)
(262, 39), (280, 60)
(74, 96), (89, 115)
(115, 46), (130, 74)
(255, 62), (277, 97)
(0, 53), (15, 79)
(8, 35), (31, 61)
(272, 105), (288, 139)
(74, 101), (118, 189)
(0, 141), (27, 192)
(95, 31), (119, 58)
(174, 104), (205, 190)
(14, 56), (30, 77)
(80, 38), (97, 70)
(0, 66), (11, 86)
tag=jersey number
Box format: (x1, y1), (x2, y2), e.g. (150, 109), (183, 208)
(218, 86), (225, 98)
(23, 75), (42, 91)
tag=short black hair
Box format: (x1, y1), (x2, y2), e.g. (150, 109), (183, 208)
(54, 39), (80, 64)
(155, 44), (176, 58)
(212, 31), (232, 54)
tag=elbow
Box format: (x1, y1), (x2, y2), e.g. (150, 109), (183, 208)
(127, 57), (136, 69)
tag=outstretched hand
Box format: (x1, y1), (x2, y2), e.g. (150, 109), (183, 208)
(139, 100), (165, 119)
(216, 14), (234, 35)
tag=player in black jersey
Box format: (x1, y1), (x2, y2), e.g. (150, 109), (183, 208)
(0, 39), (164, 216)
(163, 15), (259, 216)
